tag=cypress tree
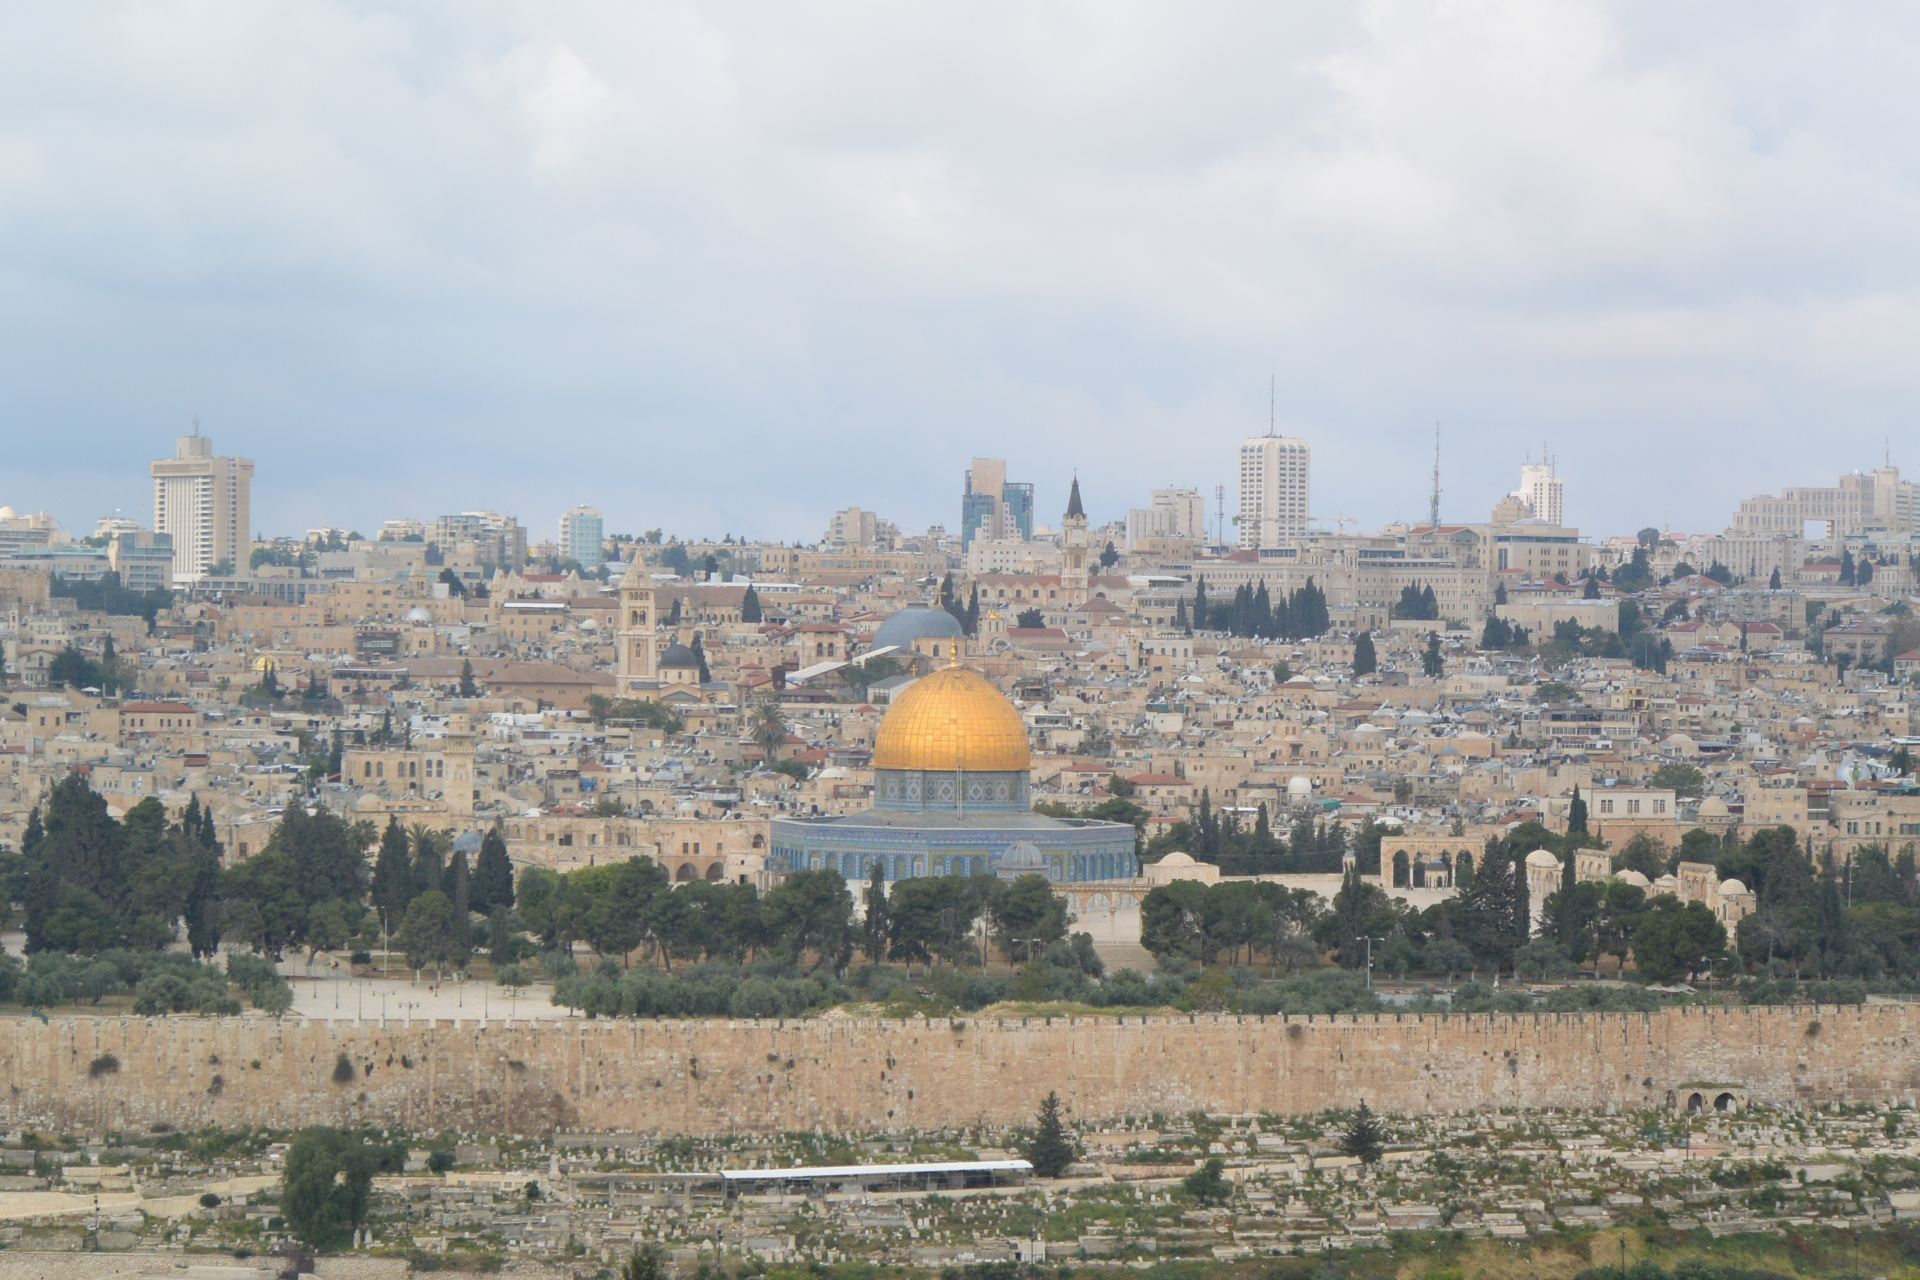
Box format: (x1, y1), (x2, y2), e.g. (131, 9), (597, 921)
(1567, 786), (1588, 835)
(690, 633), (711, 684)
(1025, 1092), (1078, 1178)
(740, 585), (763, 624)
(470, 823), (515, 915)
(446, 848), (472, 964)
(372, 817), (415, 926)
(862, 872), (890, 963)
(1340, 1101), (1387, 1165)
(1352, 631), (1377, 676)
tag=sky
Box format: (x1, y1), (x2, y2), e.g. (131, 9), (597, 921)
(4, 1), (1920, 546)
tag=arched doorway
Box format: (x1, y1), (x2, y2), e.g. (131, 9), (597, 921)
(1392, 850), (1410, 888)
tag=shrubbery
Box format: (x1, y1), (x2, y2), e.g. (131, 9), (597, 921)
(0, 949), (283, 1016)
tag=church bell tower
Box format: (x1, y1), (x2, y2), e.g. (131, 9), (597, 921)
(1062, 476), (1090, 606)
(617, 556), (659, 693)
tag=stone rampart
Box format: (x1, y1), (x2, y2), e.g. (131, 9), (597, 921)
(2, 1005), (1915, 1138)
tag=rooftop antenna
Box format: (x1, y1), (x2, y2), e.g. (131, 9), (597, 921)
(1428, 424), (1442, 530)
(1268, 374), (1276, 438)
(1214, 482), (1226, 546)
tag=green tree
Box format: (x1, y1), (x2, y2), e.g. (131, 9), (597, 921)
(1567, 786), (1588, 836)
(1632, 899), (1725, 982)
(1015, 607), (1045, 629)
(397, 890), (461, 971)
(370, 817), (415, 931)
(1025, 1091), (1078, 1177)
(763, 868), (854, 971)
(888, 876), (985, 968)
(1339, 1100), (1387, 1164)
(1182, 1156), (1231, 1204)
(1352, 631), (1376, 676)
(749, 697), (787, 763)
(559, 858), (663, 964)
(46, 645), (106, 691)
(470, 823), (514, 915)
(457, 659), (479, 698)
(1421, 633), (1444, 678)
(1140, 880), (1212, 965)
(989, 874), (1068, 961)
(1615, 833), (1668, 880)
(281, 1127), (401, 1250)
(740, 584), (763, 623)
(861, 871), (890, 963)
(1649, 762), (1706, 798)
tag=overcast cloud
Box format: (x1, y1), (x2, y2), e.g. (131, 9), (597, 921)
(3, 1), (1919, 542)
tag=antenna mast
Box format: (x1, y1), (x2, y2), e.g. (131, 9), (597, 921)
(1428, 424), (1442, 530)
(1268, 374), (1276, 437)
(1214, 483), (1226, 547)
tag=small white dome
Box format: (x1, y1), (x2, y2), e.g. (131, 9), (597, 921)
(405, 606), (432, 623)
(1525, 848), (1560, 868)
(1158, 851), (1197, 867)
(1718, 877), (1749, 896)
(1698, 796), (1729, 817)
(1287, 776), (1313, 798)
(1618, 870), (1653, 889)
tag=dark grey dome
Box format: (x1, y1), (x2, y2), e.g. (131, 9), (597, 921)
(660, 642), (700, 669)
(873, 606), (963, 651)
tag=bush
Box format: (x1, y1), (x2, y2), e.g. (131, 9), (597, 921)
(89, 1053), (120, 1078)
(728, 977), (784, 1019)
(1236, 969), (1379, 1016)
(331, 1053), (356, 1085)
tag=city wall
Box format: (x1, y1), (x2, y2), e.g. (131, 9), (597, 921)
(2, 1005), (1917, 1138)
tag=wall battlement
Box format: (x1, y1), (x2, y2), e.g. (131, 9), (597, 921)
(4, 1004), (1916, 1137)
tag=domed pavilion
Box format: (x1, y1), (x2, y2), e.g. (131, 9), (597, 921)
(770, 664), (1137, 882)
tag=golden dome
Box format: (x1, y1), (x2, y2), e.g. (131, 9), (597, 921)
(870, 666), (1031, 773)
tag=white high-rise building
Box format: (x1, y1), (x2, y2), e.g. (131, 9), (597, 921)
(1516, 455), (1564, 526)
(150, 434), (253, 584)
(560, 505), (605, 571)
(1237, 437), (1310, 549)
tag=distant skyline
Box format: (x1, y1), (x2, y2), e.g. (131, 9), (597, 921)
(6, 4), (1920, 541)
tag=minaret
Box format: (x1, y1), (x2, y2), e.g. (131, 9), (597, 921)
(616, 554), (658, 693)
(1062, 476), (1090, 606)
(442, 713), (475, 817)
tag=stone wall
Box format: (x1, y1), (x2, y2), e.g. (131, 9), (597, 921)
(2, 1005), (1916, 1139)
